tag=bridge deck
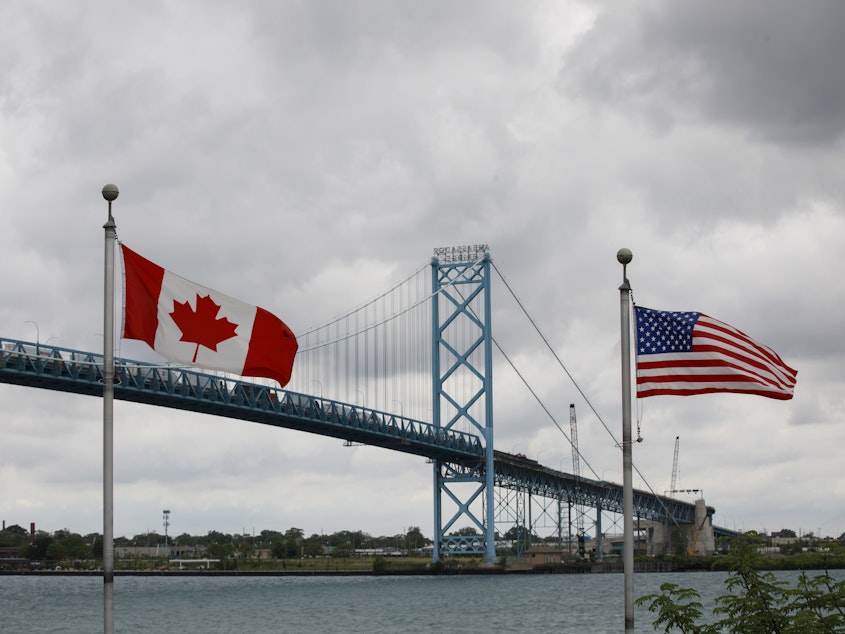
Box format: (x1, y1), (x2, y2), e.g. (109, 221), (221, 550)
(1, 338), (710, 524)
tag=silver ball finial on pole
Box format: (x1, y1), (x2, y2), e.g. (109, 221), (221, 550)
(101, 183), (119, 201)
(102, 184), (119, 222)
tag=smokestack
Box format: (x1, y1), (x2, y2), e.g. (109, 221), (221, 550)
(31, 522), (35, 543)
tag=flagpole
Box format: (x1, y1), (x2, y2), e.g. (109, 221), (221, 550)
(617, 247), (634, 633)
(102, 183), (118, 634)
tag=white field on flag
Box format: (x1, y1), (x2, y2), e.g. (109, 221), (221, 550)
(154, 269), (258, 373)
(635, 307), (797, 399)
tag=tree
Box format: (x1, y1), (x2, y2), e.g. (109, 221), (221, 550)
(237, 540), (255, 560)
(637, 534), (845, 633)
(328, 530), (369, 549)
(131, 531), (162, 547)
(206, 541), (233, 560)
(260, 529), (284, 543)
(2, 524), (28, 539)
(46, 534), (90, 562)
(404, 526), (427, 552)
(26, 531), (53, 560)
(281, 527), (304, 558)
(85, 533), (103, 558)
(0, 529), (25, 548)
(202, 530), (231, 546)
(503, 525), (533, 544)
(284, 527), (305, 541)
(335, 542), (354, 558)
(92, 536), (103, 559)
(303, 534), (326, 557)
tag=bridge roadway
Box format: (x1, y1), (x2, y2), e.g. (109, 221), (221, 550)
(0, 338), (711, 526)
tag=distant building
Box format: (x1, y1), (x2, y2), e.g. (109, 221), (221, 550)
(522, 545), (563, 567)
(115, 545), (203, 559)
(0, 546), (29, 569)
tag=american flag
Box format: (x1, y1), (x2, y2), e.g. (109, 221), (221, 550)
(635, 306), (797, 400)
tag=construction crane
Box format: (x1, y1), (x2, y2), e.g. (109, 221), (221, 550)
(569, 404), (586, 556)
(667, 435), (701, 497)
(570, 404), (582, 481)
(669, 436), (680, 498)
(667, 435), (706, 554)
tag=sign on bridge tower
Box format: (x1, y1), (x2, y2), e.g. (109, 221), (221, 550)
(430, 245), (496, 563)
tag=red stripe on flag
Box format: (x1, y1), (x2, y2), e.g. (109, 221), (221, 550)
(243, 307), (299, 387)
(637, 384), (795, 400)
(121, 245), (164, 348)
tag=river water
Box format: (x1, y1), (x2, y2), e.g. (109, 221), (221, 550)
(1, 570), (841, 633)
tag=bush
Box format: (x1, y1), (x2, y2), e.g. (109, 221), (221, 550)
(372, 557), (388, 575)
(637, 536), (845, 633)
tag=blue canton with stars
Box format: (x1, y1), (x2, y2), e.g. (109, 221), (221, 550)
(635, 307), (701, 355)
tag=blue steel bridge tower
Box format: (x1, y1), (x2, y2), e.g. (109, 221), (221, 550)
(430, 245), (496, 563)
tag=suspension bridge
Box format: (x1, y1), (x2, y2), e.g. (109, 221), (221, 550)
(0, 244), (730, 562)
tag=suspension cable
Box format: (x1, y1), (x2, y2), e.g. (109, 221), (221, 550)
(491, 261), (686, 531)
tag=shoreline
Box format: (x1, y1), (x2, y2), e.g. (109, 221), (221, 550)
(0, 561), (677, 577)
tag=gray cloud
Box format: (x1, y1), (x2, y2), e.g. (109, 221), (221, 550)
(565, 1), (845, 146)
(1, 0), (843, 540)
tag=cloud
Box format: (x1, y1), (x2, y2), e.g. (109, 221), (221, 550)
(565, 0), (845, 146)
(1, 0), (844, 542)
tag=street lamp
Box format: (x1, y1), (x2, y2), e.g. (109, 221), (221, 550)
(163, 510), (170, 548)
(25, 321), (40, 355)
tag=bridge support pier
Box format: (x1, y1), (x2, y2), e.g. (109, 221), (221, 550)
(595, 504), (603, 561)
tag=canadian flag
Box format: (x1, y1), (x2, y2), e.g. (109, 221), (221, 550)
(121, 244), (298, 386)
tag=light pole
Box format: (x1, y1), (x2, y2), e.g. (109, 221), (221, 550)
(102, 183), (118, 634)
(163, 510), (170, 548)
(25, 321), (40, 355)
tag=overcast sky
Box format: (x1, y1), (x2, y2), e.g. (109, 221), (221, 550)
(2, 0), (844, 542)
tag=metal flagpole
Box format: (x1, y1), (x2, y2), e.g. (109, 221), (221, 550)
(102, 183), (119, 634)
(617, 247), (634, 633)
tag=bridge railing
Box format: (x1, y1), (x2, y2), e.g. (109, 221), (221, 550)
(0, 338), (483, 461)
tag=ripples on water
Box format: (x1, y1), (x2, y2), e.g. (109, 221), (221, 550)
(2, 570), (843, 633)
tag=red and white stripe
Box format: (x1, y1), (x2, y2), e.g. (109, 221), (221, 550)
(637, 313), (797, 400)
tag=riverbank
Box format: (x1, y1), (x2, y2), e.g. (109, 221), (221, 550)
(0, 560), (681, 576)
(5, 550), (844, 577)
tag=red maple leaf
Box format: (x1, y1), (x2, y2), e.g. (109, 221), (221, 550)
(169, 294), (239, 362)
